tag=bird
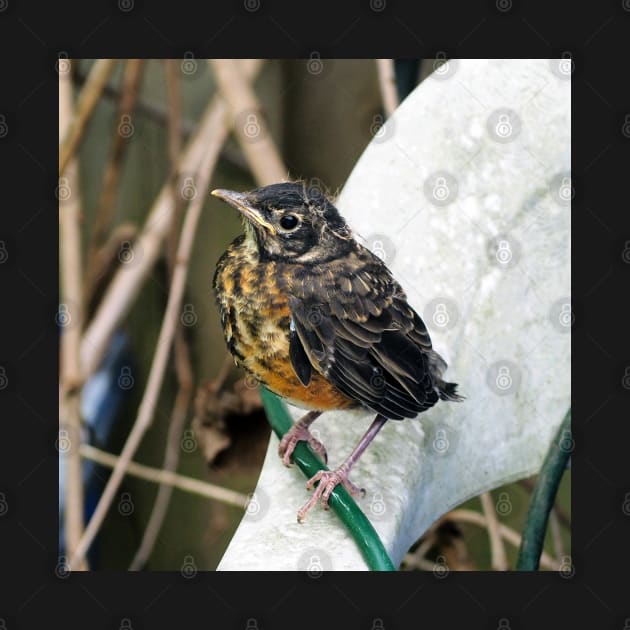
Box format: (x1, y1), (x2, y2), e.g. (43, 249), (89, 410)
(212, 182), (462, 522)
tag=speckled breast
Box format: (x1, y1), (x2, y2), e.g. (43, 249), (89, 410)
(214, 238), (356, 411)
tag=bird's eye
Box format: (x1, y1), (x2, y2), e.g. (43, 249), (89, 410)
(279, 214), (300, 231)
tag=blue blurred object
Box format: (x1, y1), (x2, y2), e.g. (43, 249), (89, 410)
(59, 330), (134, 564)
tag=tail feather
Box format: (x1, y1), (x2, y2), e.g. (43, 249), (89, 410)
(438, 380), (464, 402)
(427, 349), (464, 402)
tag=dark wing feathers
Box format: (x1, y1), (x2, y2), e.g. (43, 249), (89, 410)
(288, 326), (312, 386)
(287, 251), (457, 419)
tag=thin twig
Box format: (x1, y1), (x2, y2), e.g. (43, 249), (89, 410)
(404, 556), (438, 571)
(164, 58), (186, 274)
(59, 57), (88, 570)
(79, 59), (263, 380)
(72, 69), (249, 172)
(69, 121), (226, 571)
(79, 444), (248, 509)
(209, 59), (287, 185)
(448, 509), (557, 570)
(59, 59), (118, 176)
(375, 59), (399, 117)
(480, 491), (509, 571)
(85, 59), (144, 303)
(129, 61), (194, 570)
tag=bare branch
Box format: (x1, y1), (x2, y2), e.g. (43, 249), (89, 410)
(59, 57), (87, 570)
(59, 59), (118, 176)
(79, 59), (263, 380)
(69, 83), (238, 568)
(209, 59), (286, 185)
(129, 61), (195, 570)
(448, 508), (558, 570)
(375, 59), (398, 117)
(85, 59), (145, 302)
(480, 491), (509, 571)
(79, 444), (248, 509)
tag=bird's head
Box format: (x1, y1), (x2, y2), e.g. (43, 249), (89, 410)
(211, 182), (353, 264)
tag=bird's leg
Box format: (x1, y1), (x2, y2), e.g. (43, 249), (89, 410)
(297, 414), (388, 523)
(278, 410), (327, 466)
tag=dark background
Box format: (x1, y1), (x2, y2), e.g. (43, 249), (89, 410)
(0, 0), (628, 628)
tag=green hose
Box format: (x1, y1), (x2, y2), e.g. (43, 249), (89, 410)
(259, 387), (396, 571)
(516, 408), (571, 570)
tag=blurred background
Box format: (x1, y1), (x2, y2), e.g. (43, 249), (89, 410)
(58, 58), (570, 571)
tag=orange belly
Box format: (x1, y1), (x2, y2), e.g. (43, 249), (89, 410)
(257, 358), (357, 411)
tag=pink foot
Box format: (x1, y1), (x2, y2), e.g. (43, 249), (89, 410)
(297, 468), (365, 523)
(278, 425), (327, 467)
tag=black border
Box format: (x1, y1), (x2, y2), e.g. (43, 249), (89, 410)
(1, 0), (628, 628)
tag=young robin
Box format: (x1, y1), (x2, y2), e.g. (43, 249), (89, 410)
(212, 182), (461, 522)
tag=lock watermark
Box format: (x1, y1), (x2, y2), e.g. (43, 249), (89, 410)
(364, 233), (396, 265)
(0, 492), (8, 517)
(558, 555), (574, 578)
(118, 114), (135, 138)
(56, 51), (71, 76)
(0, 114), (8, 140)
(306, 51), (324, 75)
(181, 52), (198, 76)
(180, 429), (197, 453)
(433, 554), (449, 578)
(495, 491), (512, 515)
(486, 360), (521, 396)
(235, 108), (267, 143)
(118, 0), (134, 11)
(118, 366), (134, 390)
(487, 234), (521, 269)
(180, 303), (198, 327)
(487, 108), (522, 143)
(56, 176), (72, 203)
(369, 113), (395, 143)
(180, 554), (197, 578)
(369, 0), (387, 11)
(56, 302), (73, 328)
(423, 170), (459, 207)
(549, 171), (573, 207)
(297, 547), (333, 575)
(549, 53), (574, 80)
(180, 175), (197, 201)
(244, 487), (270, 522)
(366, 490), (390, 521)
(118, 492), (134, 516)
(424, 422), (458, 458)
(56, 426), (75, 454)
(424, 297), (460, 332)
(55, 555), (71, 579)
(0, 240), (8, 264)
(430, 52), (459, 80)
(118, 239), (143, 266)
(549, 297), (573, 333)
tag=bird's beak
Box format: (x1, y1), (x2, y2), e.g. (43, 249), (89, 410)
(211, 189), (276, 234)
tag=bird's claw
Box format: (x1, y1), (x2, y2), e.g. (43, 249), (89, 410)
(278, 425), (328, 467)
(297, 468), (362, 523)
